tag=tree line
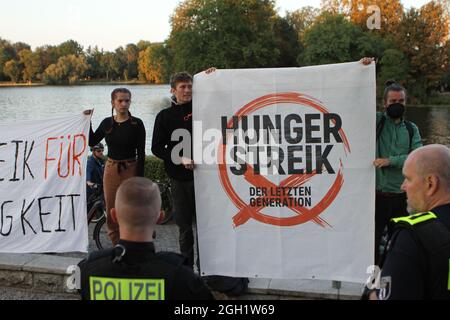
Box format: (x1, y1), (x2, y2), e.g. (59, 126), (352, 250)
(1, 0), (449, 102)
(0, 39), (164, 85)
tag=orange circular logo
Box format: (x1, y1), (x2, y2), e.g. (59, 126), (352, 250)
(217, 93), (351, 228)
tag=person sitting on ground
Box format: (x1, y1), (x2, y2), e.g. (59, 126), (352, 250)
(78, 177), (214, 300)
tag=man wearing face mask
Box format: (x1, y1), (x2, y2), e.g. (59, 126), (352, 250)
(373, 80), (423, 264)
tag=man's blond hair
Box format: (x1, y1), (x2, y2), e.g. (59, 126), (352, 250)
(115, 177), (161, 230)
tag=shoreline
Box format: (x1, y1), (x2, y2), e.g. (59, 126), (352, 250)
(0, 82), (46, 88)
(1, 82), (449, 106)
(410, 104), (450, 108)
(0, 81), (166, 88)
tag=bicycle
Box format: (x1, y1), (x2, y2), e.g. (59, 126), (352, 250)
(86, 184), (111, 250)
(156, 181), (174, 225)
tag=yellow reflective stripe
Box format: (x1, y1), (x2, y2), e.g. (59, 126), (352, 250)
(392, 212), (437, 225)
(448, 260), (450, 291)
(89, 277), (165, 300)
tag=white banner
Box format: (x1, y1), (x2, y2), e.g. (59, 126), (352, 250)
(0, 114), (90, 253)
(193, 62), (376, 282)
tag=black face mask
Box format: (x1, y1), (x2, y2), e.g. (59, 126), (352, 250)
(386, 103), (405, 119)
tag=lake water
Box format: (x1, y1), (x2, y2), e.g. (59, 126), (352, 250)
(406, 106), (450, 147)
(0, 86), (449, 154)
(0, 85), (171, 153)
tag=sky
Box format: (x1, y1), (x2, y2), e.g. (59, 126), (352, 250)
(0, 0), (434, 51)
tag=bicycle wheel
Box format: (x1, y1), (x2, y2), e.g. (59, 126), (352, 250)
(93, 216), (113, 250)
(158, 208), (173, 225)
(91, 207), (105, 223)
(157, 183), (174, 225)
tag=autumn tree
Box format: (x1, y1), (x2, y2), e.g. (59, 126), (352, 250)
(3, 59), (22, 83)
(138, 43), (171, 83)
(273, 16), (301, 67)
(57, 40), (84, 57)
(0, 38), (17, 80)
(299, 13), (384, 66)
(124, 44), (139, 80)
(378, 48), (409, 96)
(43, 54), (89, 84)
(443, 40), (450, 90)
(320, 0), (403, 34)
(286, 6), (320, 40)
(12, 42), (31, 55)
(396, 1), (449, 100)
(341, 0), (403, 35)
(86, 46), (105, 79)
(320, 0), (344, 14)
(137, 41), (153, 51)
(167, 0), (280, 74)
(111, 47), (127, 80)
(100, 52), (115, 81)
(34, 45), (60, 76)
(19, 49), (41, 82)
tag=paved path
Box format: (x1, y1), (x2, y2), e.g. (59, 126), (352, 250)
(59, 219), (182, 258)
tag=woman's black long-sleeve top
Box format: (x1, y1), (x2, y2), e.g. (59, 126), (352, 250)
(89, 116), (146, 176)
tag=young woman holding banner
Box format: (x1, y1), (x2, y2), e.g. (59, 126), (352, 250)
(84, 88), (146, 246)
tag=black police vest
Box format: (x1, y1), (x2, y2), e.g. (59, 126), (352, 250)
(388, 212), (450, 299)
(79, 247), (192, 300)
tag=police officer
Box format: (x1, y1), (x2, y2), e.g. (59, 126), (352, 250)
(78, 177), (214, 300)
(370, 144), (450, 300)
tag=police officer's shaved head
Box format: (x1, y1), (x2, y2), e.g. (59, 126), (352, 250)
(402, 144), (450, 214)
(115, 177), (161, 230)
(412, 144), (450, 191)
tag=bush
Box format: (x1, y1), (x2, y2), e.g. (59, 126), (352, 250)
(144, 156), (169, 183)
(144, 156), (172, 215)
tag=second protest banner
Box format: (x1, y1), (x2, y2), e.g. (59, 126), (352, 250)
(0, 114), (90, 253)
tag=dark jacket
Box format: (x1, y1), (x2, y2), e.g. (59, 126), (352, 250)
(86, 155), (104, 200)
(379, 203), (450, 299)
(78, 240), (214, 300)
(151, 100), (193, 181)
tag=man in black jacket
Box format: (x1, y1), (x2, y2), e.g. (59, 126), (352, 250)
(369, 144), (450, 300)
(78, 177), (213, 300)
(152, 72), (199, 270)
